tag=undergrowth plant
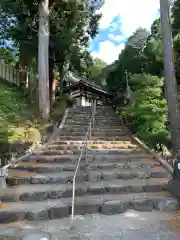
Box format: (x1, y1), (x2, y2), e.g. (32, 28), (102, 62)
(122, 73), (170, 152)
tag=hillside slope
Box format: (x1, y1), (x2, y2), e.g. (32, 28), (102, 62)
(0, 80), (43, 163)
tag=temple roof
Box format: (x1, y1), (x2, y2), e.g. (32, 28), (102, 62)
(63, 79), (113, 98)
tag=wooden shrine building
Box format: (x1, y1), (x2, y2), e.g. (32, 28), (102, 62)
(63, 73), (113, 106)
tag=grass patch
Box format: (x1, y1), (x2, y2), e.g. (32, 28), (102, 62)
(0, 80), (69, 166)
(51, 95), (74, 123)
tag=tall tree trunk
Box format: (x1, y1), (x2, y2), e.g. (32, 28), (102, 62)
(59, 64), (64, 97)
(49, 59), (56, 109)
(38, 0), (50, 120)
(160, 0), (180, 158)
(55, 51), (66, 97)
(57, 57), (67, 97)
(49, 61), (53, 109)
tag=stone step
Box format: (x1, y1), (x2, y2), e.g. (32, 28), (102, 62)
(89, 159), (161, 169)
(63, 124), (123, 130)
(66, 115), (118, 118)
(66, 117), (119, 121)
(65, 120), (120, 124)
(64, 122), (88, 127)
(8, 162), (86, 173)
(59, 131), (127, 137)
(73, 110), (117, 113)
(30, 149), (145, 156)
(68, 108), (115, 113)
(68, 110), (93, 113)
(59, 127), (126, 133)
(70, 106), (92, 109)
(88, 143), (137, 149)
(67, 116), (118, 120)
(56, 136), (132, 141)
(64, 123), (121, 128)
(66, 112), (117, 116)
(65, 124), (122, 128)
(68, 114), (118, 119)
(86, 167), (169, 182)
(65, 117), (119, 121)
(46, 143), (137, 151)
(66, 118), (119, 121)
(6, 171), (84, 186)
(8, 158), (160, 173)
(91, 156), (158, 163)
(48, 140), (133, 145)
(22, 153), (151, 164)
(6, 166), (169, 186)
(71, 105), (111, 108)
(69, 109), (114, 112)
(67, 114), (117, 118)
(1, 178), (169, 202)
(69, 112), (115, 115)
(67, 111), (116, 115)
(69, 108), (114, 113)
(68, 109), (114, 114)
(0, 192), (178, 223)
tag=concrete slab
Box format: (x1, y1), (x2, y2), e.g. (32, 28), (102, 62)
(1, 211), (180, 239)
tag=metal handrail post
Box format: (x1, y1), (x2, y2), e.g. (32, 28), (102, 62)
(89, 123), (92, 142)
(71, 138), (86, 225)
(70, 115), (93, 227)
(93, 99), (96, 128)
(92, 100), (94, 116)
(85, 140), (88, 164)
(71, 177), (75, 223)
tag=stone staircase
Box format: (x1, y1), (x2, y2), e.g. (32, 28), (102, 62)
(0, 105), (179, 236)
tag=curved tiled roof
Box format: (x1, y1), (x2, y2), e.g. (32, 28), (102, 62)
(64, 79), (113, 98)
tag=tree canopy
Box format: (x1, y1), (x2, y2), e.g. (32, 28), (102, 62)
(103, 1), (180, 152)
(0, 0), (104, 74)
(87, 57), (107, 85)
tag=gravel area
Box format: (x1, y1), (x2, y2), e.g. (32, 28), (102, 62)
(1, 211), (180, 239)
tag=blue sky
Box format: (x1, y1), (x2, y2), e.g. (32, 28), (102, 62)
(89, 0), (160, 64)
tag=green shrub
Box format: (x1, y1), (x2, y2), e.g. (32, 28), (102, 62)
(66, 97), (75, 107)
(51, 95), (71, 123)
(123, 73), (168, 151)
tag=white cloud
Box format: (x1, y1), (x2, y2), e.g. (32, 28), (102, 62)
(92, 0), (160, 63)
(108, 34), (124, 42)
(98, 0), (160, 37)
(91, 41), (125, 64)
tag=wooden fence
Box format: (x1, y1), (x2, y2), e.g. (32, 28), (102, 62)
(0, 59), (27, 86)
